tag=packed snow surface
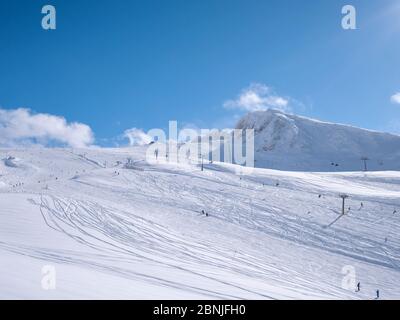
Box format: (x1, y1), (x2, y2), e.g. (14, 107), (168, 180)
(0, 147), (399, 299)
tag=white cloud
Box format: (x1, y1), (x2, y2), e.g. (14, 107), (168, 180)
(0, 108), (94, 148)
(391, 92), (400, 104)
(223, 83), (290, 112)
(123, 128), (152, 146)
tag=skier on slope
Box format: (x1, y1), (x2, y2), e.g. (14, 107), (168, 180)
(201, 210), (209, 217)
(356, 282), (360, 292)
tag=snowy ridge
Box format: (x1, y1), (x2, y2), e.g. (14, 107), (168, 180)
(236, 109), (400, 171)
(0, 147), (399, 299)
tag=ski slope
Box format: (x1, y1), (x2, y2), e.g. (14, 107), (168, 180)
(0, 147), (399, 299)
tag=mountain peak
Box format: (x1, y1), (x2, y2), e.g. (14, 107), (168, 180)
(236, 110), (400, 172)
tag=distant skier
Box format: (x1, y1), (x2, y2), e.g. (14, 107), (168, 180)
(376, 290), (380, 300)
(318, 194), (322, 198)
(201, 210), (209, 217)
(356, 282), (360, 292)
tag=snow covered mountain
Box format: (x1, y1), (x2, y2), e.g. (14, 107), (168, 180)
(236, 109), (400, 172)
(1, 147), (400, 299)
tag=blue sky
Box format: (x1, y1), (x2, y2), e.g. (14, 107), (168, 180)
(1, 0), (400, 146)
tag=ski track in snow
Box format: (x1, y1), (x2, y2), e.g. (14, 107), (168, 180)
(0, 147), (400, 299)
